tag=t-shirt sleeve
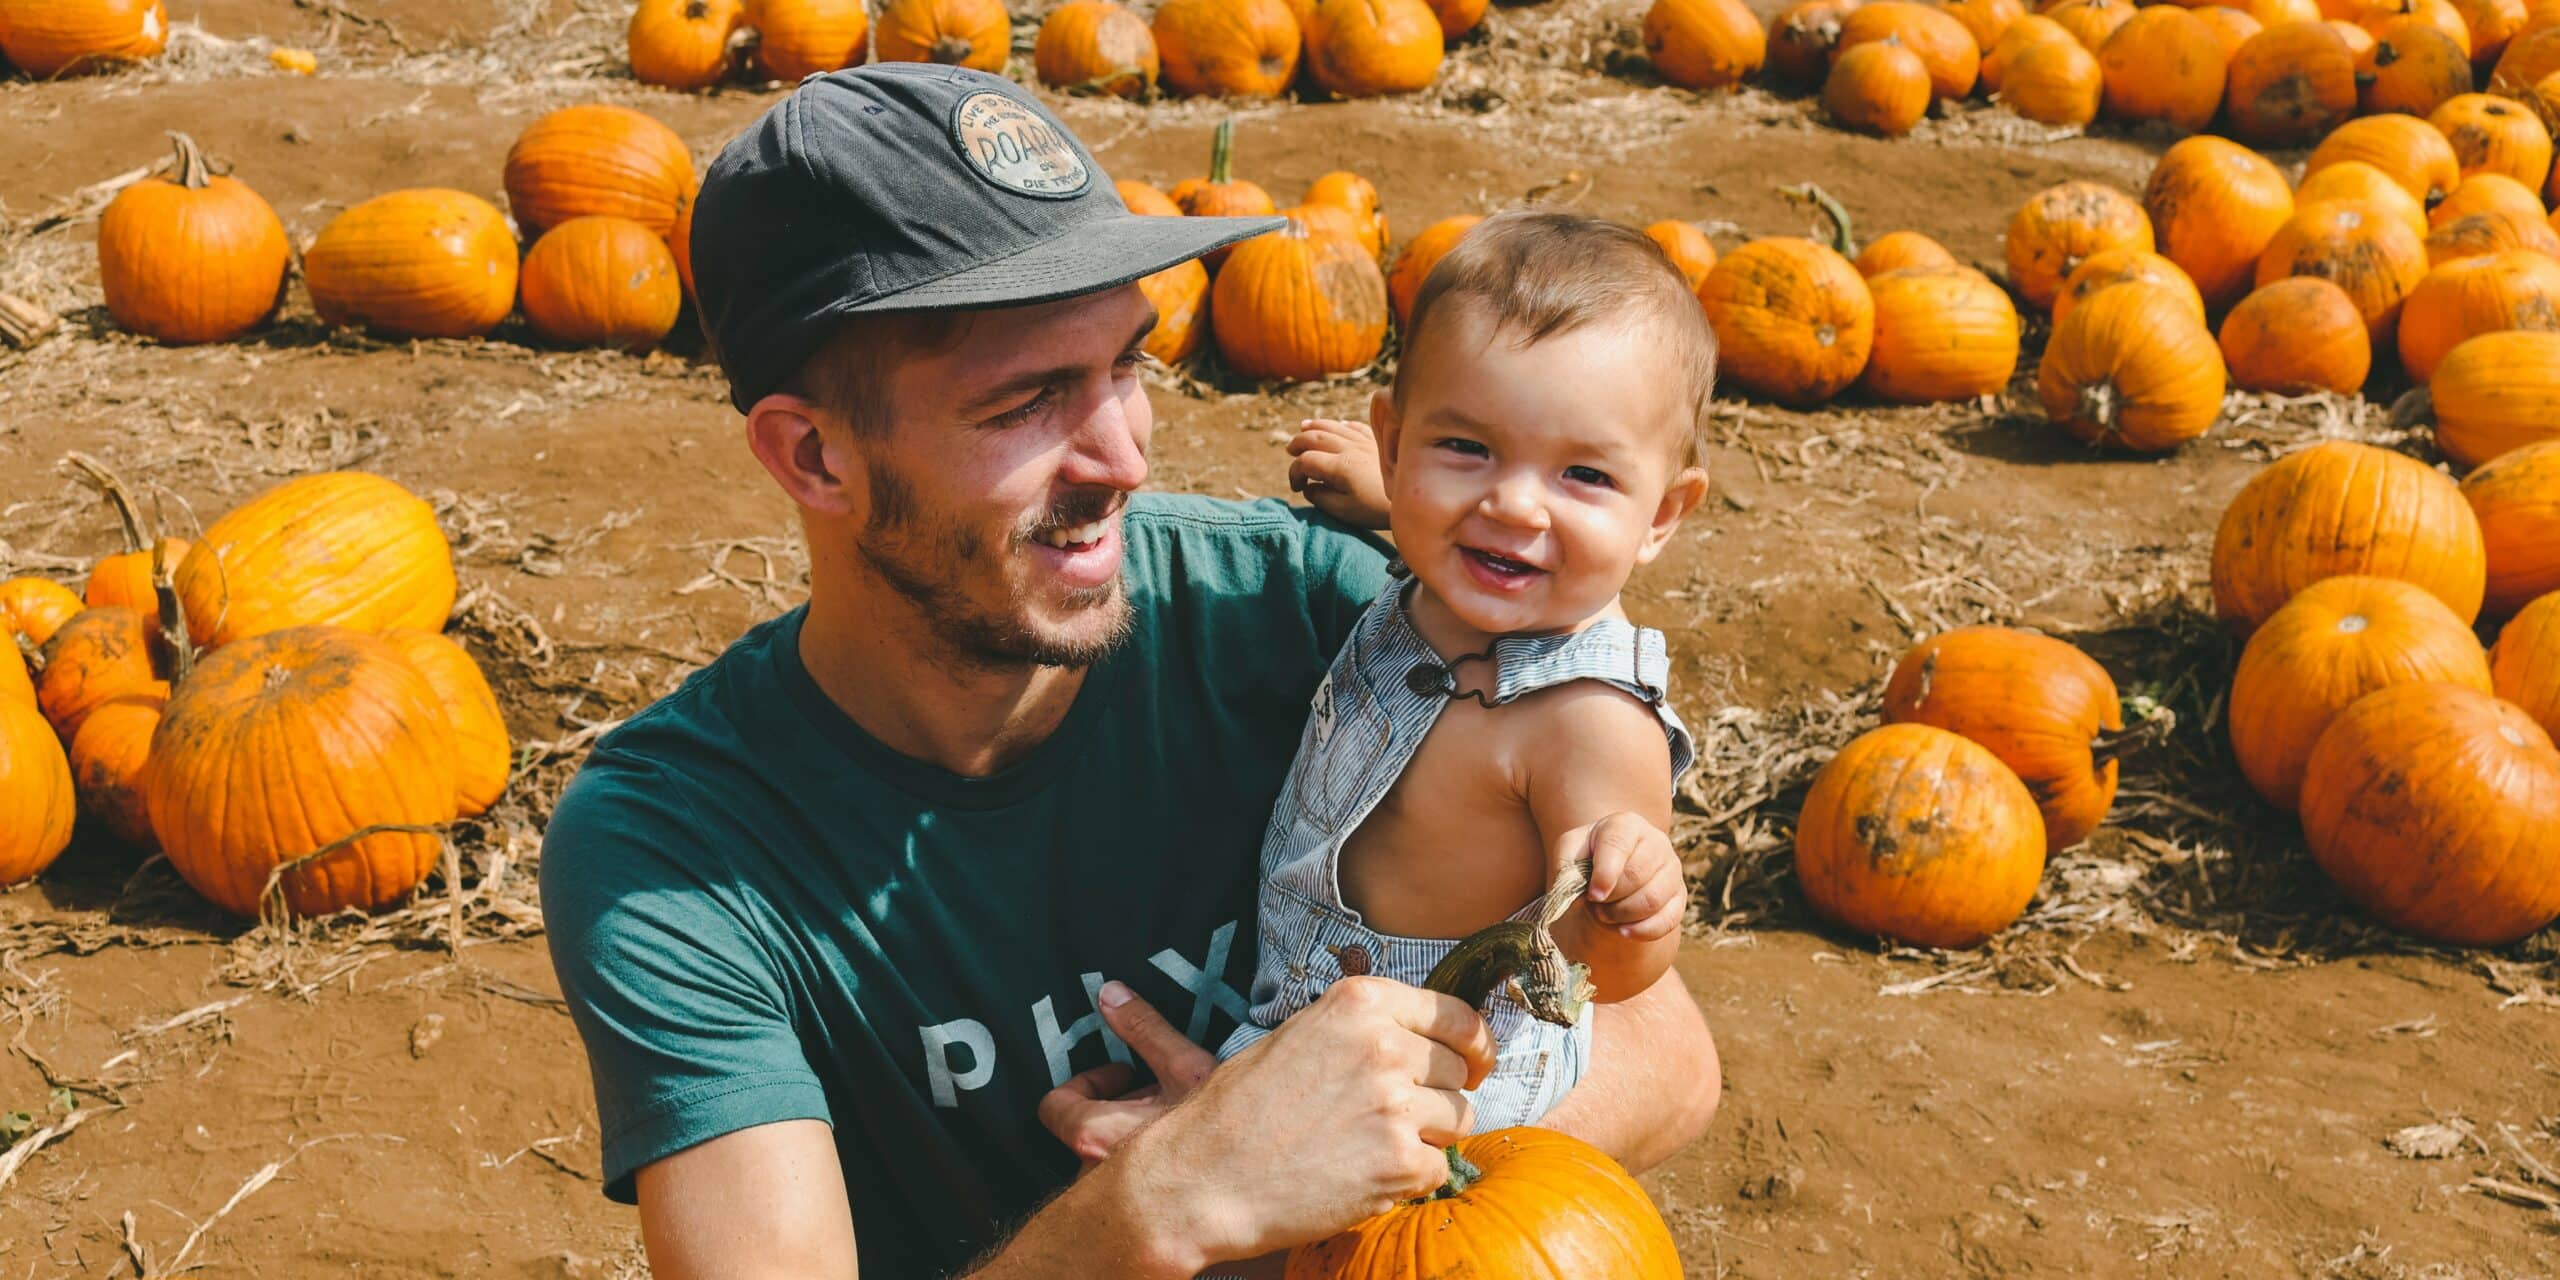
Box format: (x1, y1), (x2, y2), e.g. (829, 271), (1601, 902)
(1288, 506), (1392, 652)
(539, 754), (832, 1204)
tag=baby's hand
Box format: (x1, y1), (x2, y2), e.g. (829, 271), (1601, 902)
(1578, 813), (1688, 942)
(1286, 418), (1391, 530)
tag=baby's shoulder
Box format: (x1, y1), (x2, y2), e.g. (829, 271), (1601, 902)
(1491, 676), (1674, 763)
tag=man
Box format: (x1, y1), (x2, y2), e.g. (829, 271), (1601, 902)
(539, 64), (1720, 1278)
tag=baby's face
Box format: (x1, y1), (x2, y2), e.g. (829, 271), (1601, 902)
(1379, 302), (1704, 638)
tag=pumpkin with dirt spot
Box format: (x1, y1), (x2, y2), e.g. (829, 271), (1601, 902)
(2397, 250), (2560, 381)
(1698, 237), (1876, 405)
(2142, 136), (2294, 309)
(1881, 626), (2126, 853)
(2224, 20), (2359, 144)
(1793, 722), (2048, 949)
(1212, 223), (1389, 382)
(2006, 180), (2154, 312)
(2210, 439), (2487, 630)
(2037, 282), (2224, 452)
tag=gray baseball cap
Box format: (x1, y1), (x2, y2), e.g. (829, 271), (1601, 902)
(693, 63), (1281, 412)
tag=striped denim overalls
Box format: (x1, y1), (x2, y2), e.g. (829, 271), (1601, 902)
(1217, 575), (1696, 1130)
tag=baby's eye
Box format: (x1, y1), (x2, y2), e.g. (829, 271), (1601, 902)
(1435, 438), (1488, 457)
(1565, 465), (1616, 489)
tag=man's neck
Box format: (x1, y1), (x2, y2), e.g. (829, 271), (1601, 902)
(797, 583), (1089, 779)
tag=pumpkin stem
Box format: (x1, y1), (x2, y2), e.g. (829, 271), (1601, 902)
(64, 451), (149, 555)
(64, 451), (195, 681)
(168, 132), (212, 190)
(1424, 1146), (1484, 1200)
(1208, 118), (1235, 186)
(929, 34), (974, 64)
(1778, 183), (1856, 258)
(2090, 700), (2176, 766)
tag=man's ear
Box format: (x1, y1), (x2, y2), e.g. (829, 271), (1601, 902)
(1370, 388), (1401, 487)
(744, 393), (864, 521)
(1635, 463), (1709, 566)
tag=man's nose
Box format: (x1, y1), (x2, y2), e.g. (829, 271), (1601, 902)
(1060, 388), (1149, 492)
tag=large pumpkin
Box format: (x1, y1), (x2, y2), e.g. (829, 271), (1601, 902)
(380, 630), (511, 818)
(1211, 224), (1390, 381)
(2358, 21), (2474, 117)
(98, 133), (289, 345)
(175, 471), (458, 650)
(0, 699), (74, 886)
(1035, 0), (1158, 97)
(1824, 38), (1934, 134)
(303, 189), (519, 341)
(876, 0), (1010, 68)
(628, 0), (745, 88)
(1880, 626), (2124, 853)
(1306, 0), (1444, 97)
(502, 104), (695, 240)
(2210, 439), (2487, 629)
(1388, 215), (1484, 326)
(1996, 34), (2102, 124)
(2228, 575), (2491, 810)
(2219, 277), (2372, 394)
(1793, 722), (2047, 949)
(2305, 112), (2462, 208)
(0, 577), (83, 650)
(0, 0), (164, 77)
(2490, 590), (2560, 735)
(2463, 439), (2560, 615)
(1644, 0), (1770, 90)
(2006, 180), (2154, 312)
(2037, 282), (2225, 451)
(69, 684), (166, 847)
(2255, 201), (2430, 343)
(2225, 20), (2359, 144)
(1285, 1129), (1681, 1278)
(519, 216), (685, 352)
(2432, 93), (2556, 190)
(2397, 250), (2560, 381)
(747, 0), (868, 80)
(1836, 1), (1979, 97)
(35, 606), (169, 745)
(1155, 0), (1301, 97)
(2299, 682), (2560, 946)
(2433, 173), (2548, 230)
(1644, 220), (1719, 291)
(2049, 247), (2204, 328)
(2423, 329), (2560, 465)
(2142, 136), (2294, 309)
(147, 628), (461, 918)
(2096, 6), (2227, 133)
(1857, 267), (2020, 404)
(1697, 237), (1877, 406)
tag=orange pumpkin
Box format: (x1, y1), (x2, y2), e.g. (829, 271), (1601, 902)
(85, 537), (190, 613)
(175, 471), (458, 650)
(0, 578), (83, 650)
(628, 0), (745, 88)
(2046, 0), (2135, 49)
(2325, 18), (2376, 57)
(2219, 276), (2373, 393)
(2450, 0), (2528, 66)
(2142, 135), (2295, 310)
(2305, 112), (2463, 208)
(2211, 439), (2487, 629)
(1285, 1129), (1681, 1278)
(2299, 682), (2560, 946)
(2038, 282), (2225, 451)
(1427, 0), (1488, 38)
(2425, 330), (2560, 464)
(2294, 160), (2431, 244)
(1880, 626), (2124, 852)
(746, 0), (868, 79)
(2049, 247), (2205, 328)
(2490, 590), (2560, 733)
(1857, 267), (2020, 403)
(1644, 220), (1720, 291)
(2434, 173), (2549, 229)
(2225, 21), (2359, 143)
(1999, 28), (2104, 122)
(1388, 214), (1484, 327)
(2357, 0), (2472, 53)
(1155, 0), (1302, 97)
(1793, 723), (2047, 949)
(2464, 440), (2560, 615)
(35, 606), (167, 744)
(69, 684), (166, 847)
(1697, 237), (1877, 405)
(1771, 0), (1866, 82)
(1035, 0), (1158, 96)
(2228, 575), (2491, 810)
(1282, 202), (1368, 246)
(1825, 38), (1935, 134)
(1306, 0), (1444, 97)
(1855, 229), (1959, 275)
(0, 699), (74, 886)
(1644, 0), (1770, 90)
(2432, 94), (2557, 191)
(1837, 1), (1981, 96)
(2255, 201), (2430, 343)
(1211, 224), (1390, 381)
(1179, 121), (1278, 274)
(379, 630), (511, 818)
(98, 133), (288, 345)
(2246, 0), (2323, 23)
(304, 189), (519, 341)
(2491, 19), (2560, 88)
(1980, 13), (2072, 91)
(503, 104), (696, 241)
(2194, 5), (2265, 59)
(2429, 207), (2560, 264)
(875, 0), (1010, 68)
(2096, 7), (2228, 133)
(2398, 250), (2560, 380)
(0, 0), (163, 77)
(1138, 257), (1212, 364)
(519, 217), (684, 352)
(147, 627), (461, 918)
(2006, 180), (2155, 311)
(2356, 19), (2471, 117)
(1940, 0), (2027, 52)
(669, 179), (698, 302)
(0, 639), (29, 709)
(1118, 179), (1184, 218)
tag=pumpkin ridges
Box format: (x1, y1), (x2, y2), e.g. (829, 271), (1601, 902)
(1387, 215), (1484, 327)
(1858, 267), (2022, 404)
(1836, 0), (1980, 96)
(2226, 20), (2360, 144)
(36, 606), (168, 745)
(503, 104), (696, 240)
(305, 189), (520, 341)
(873, 0), (1010, 70)
(1698, 237), (1877, 405)
(2220, 276), (2372, 394)
(520, 216), (685, 352)
(0, 578), (84, 650)
(1035, 0), (1159, 97)
(0, 699), (75, 885)
(2358, 20), (2473, 118)
(0, 0), (165, 77)
(1644, 0), (1771, 90)
(2006, 180), (2154, 312)
(1154, 0), (1302, 97)
(2143, 135), (2296, 310)
(2463, 440), (2560, 614)
(628, 0), (746, 88)
(1286, 1129), (1682, 1277)
(70, 684), (166, 846)
(2305, 113), (2463, 207)
(1855, 229), (1958, 275)
(2426, 329), (2560, 464)
(2491, 591), (2560, 734)
(1880, 626), (2123, 852)
(2397, 250), (2560, 380)
(2431, 93), (2558, 191)
(1825, 37), (1935, 135)
(1211, 225), (1390, 381)
(174, 471), (458, 650)
(1793, 723), (2048, 949)
(2050, 247), (2205, 328)
(747, 0), (869, 80)
(2096, 6), (2228, 134)
(2036, 281), (2224, 451)
(98, 133), (290, 345)
(2210, 439), (2488, 629)
(1306, 0), (1445, 97)
(1643, 220), (1719, 291)
(2255, 200), (2430, 344)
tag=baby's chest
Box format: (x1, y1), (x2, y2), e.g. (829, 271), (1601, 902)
(1336, 707), (1552, 936)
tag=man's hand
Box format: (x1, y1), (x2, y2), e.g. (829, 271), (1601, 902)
(1038, 981), (1211, 1168)
(1573, 811), (1688, 943)
(1286, 419), (1391, 530)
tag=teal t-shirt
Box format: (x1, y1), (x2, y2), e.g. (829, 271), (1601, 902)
(539, 494), (1390, 1278)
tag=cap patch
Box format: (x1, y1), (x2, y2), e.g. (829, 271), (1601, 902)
(950, 91), (1091, 199)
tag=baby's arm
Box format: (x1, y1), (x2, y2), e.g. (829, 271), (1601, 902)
(1285, 419), (1390, 529)
(1520, 684), (1687, 1005)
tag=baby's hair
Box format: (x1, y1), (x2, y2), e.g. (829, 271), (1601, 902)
(1400, 209), (1718, 468)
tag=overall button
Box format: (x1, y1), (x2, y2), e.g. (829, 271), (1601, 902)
(1405, 662), (1447, 697)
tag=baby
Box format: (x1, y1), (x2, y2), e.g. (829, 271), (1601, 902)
(1215, 208), (1715, 1131)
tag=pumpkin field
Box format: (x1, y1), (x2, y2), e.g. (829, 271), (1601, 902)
(5, 0), (2560, 1272)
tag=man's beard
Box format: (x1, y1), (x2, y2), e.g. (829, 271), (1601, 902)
(855, 462), (1133, 670)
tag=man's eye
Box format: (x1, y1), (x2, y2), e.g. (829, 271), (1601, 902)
(1116, 349), (1152, 371)
(1436, 438), (1488, 457)
(1565, 465), (1615, 489)
(996, 388), (1052, 426)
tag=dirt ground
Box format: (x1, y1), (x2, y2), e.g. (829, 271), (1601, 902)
(2, 1), (2557, 1275)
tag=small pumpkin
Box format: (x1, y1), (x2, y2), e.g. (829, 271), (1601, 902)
(2194, 5), (2265, 59)
(1138, 257), (1212, 364)
(2325, 17), (2376, 57)
(2431, 94), (2557, 191)
(2038, 282), (2225, 451)
(2490, 590), (2560, 734)
(628, 0), (745, 88)
(2449, 0), (2528, 66)
(503, 104), (696, 241)
(2142, 135), (2295, 309)
(2299, 682), (2560, 947)
(2424, 330), (2560, 464)
(2464, 440), (2560, 615)
(747, 0), (868, 80)
(2096, 7), (2228, 133)
(85, 538), (190, 613)
(1428, 0), (1488, 38)
(1793, 722), (2048, 949)
(147, 627), (461, 919)
(1118, 179), (1184, 218)
(1998, 28), (2104, 123)
(1304, 171), (1388, 261)
(2398, 250), (2560, 380)
(2434, 173), (2549, 229)
(1770, 0), (1866, 83)
(2219, 276), (2373, 394)
(2429, 208), (2560, 265)
(2356, 0), (2472, 54)
(1388, 214), (1485, 327)
(1939, 0), (2026, 53)
(1286, 1129), (1681, 1278)
(1825, 37), (1935, 135)
(2210, 439), (2488, 630)
(875, 0), (1010, 69)
(2491, 20), (2560, 88)
(2045, 0), (2135, 50)
(2294, 159), (2431, 243)
(1837, 0), (1980, 96)
(69, 684), (166, 847)
(2255, 201), (2430, 344)
(2305, 112), (2463, 208)
(35, 606), (168, 744)
(0, 578), (83, 650)
(1306, 0), (1444, 97)
(1980, 13), (2072, 91)
(379, 630), (511, 818)
(2228, 575), (2492, 810)
(1858, 267), (2020, 404)
(2225, 20), (2359, 144)
(1697, 236), (1877, 406)
(1211, 223), (1390, 381)
(1644, 220), (1719, 291)
(1854, 229), (1959, 275)
(2049, 247), (2205, 328)
(1880, 626), (2125, 852)
(2356, 19), (2471, 117)
(1036, 0), (1158, 97)
(2005, 179), (2154, 312)
(0, 699), (74, 886)
(1282, 202), (1368, 246)
(1644, 0), (1770, 90)
(1179, 121), (1279, 273)
(519, 216), (684, 353)
(98, 133), (289, 345)
(2246, 0), (2323, 23)
(304, 189), (519, 341)
(175, 471), (458, 650)
(1155, 0), (1302, 97)
(669, 179), (699, 302)
(0, 0), (163, 78)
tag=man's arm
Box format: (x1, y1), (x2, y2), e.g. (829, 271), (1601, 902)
(1542, 964), (1722, 1173)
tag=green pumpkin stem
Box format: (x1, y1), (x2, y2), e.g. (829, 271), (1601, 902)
(1779, 181), (1857, 258)
(1209, 118), (1235, 185)
(167, 132), (211, 190)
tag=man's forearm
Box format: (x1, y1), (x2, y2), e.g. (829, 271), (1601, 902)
(1541, 966), (1721, 1172)
(961, 1138), (1218, 1280)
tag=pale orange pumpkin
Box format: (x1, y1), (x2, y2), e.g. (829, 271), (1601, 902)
(2211, 439), (2488, 629)
(1857, 267), (2020, 404)
(1836, 0), (1980, 96)
(1388, 215), (1485, 327)
(2356, 0), (2472, 53)
(0, 0), (163, 77)
(0, 698), (74, 886)
(2096, 6), (2228, 133)
(2356, 19), (2472, 117)
(1035, 0), (1159, 97)
(1997, 27), (2103, 122)
(1881, 626), (2125, 852)
(1644, 0), (1770, 90)
(2255, 201), (2431, 344)
(1643, 220), (1719, 291)
(2305, 112), (2463, 208)
(2225, 20), (2359, 143)
(2434, 173), (2551, 229)
(1697, 236), (1877, 405)
(1155, 0), (1301, 97)
(2219, 277), (2373, 393)
(2398, 250), (2560, 380)
(379, 630), (511, 818)
(1825, 37), (1935, 134)
(629, 0), (745, 88)
(1286, 1129), (1681, 1278)
(175, 471), (458, 650)
(2006, 179), (2155, 311)
(1211, 224), (1390, 381)
(1794, 722), (2047, 949)
(2490, 590), (2560, 734)
(0, 578), (83, 650)
(1854, 229), (1959, 275)
(519, 216), (684, 352)
(747, 0), (868, 80)
(2049, 247), (2205, 328)
(2293, 159), (2430, 242)
(304, 189), (519, 341)
(98, 133), (289, 345)
(2432, 94), (2557, 193)
(875, 0), (1010, 69)
(2143, 135), (2295, 309)
(2464, 440), (2560, 615)
(2424, 329), (2560, 464)
(1306, 0), (1444, 97)
(503, 104), (696, 240)
(2038, 282), (2225, 451)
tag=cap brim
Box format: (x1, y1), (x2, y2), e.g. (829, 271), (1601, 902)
(845, 213), (1286, 313)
